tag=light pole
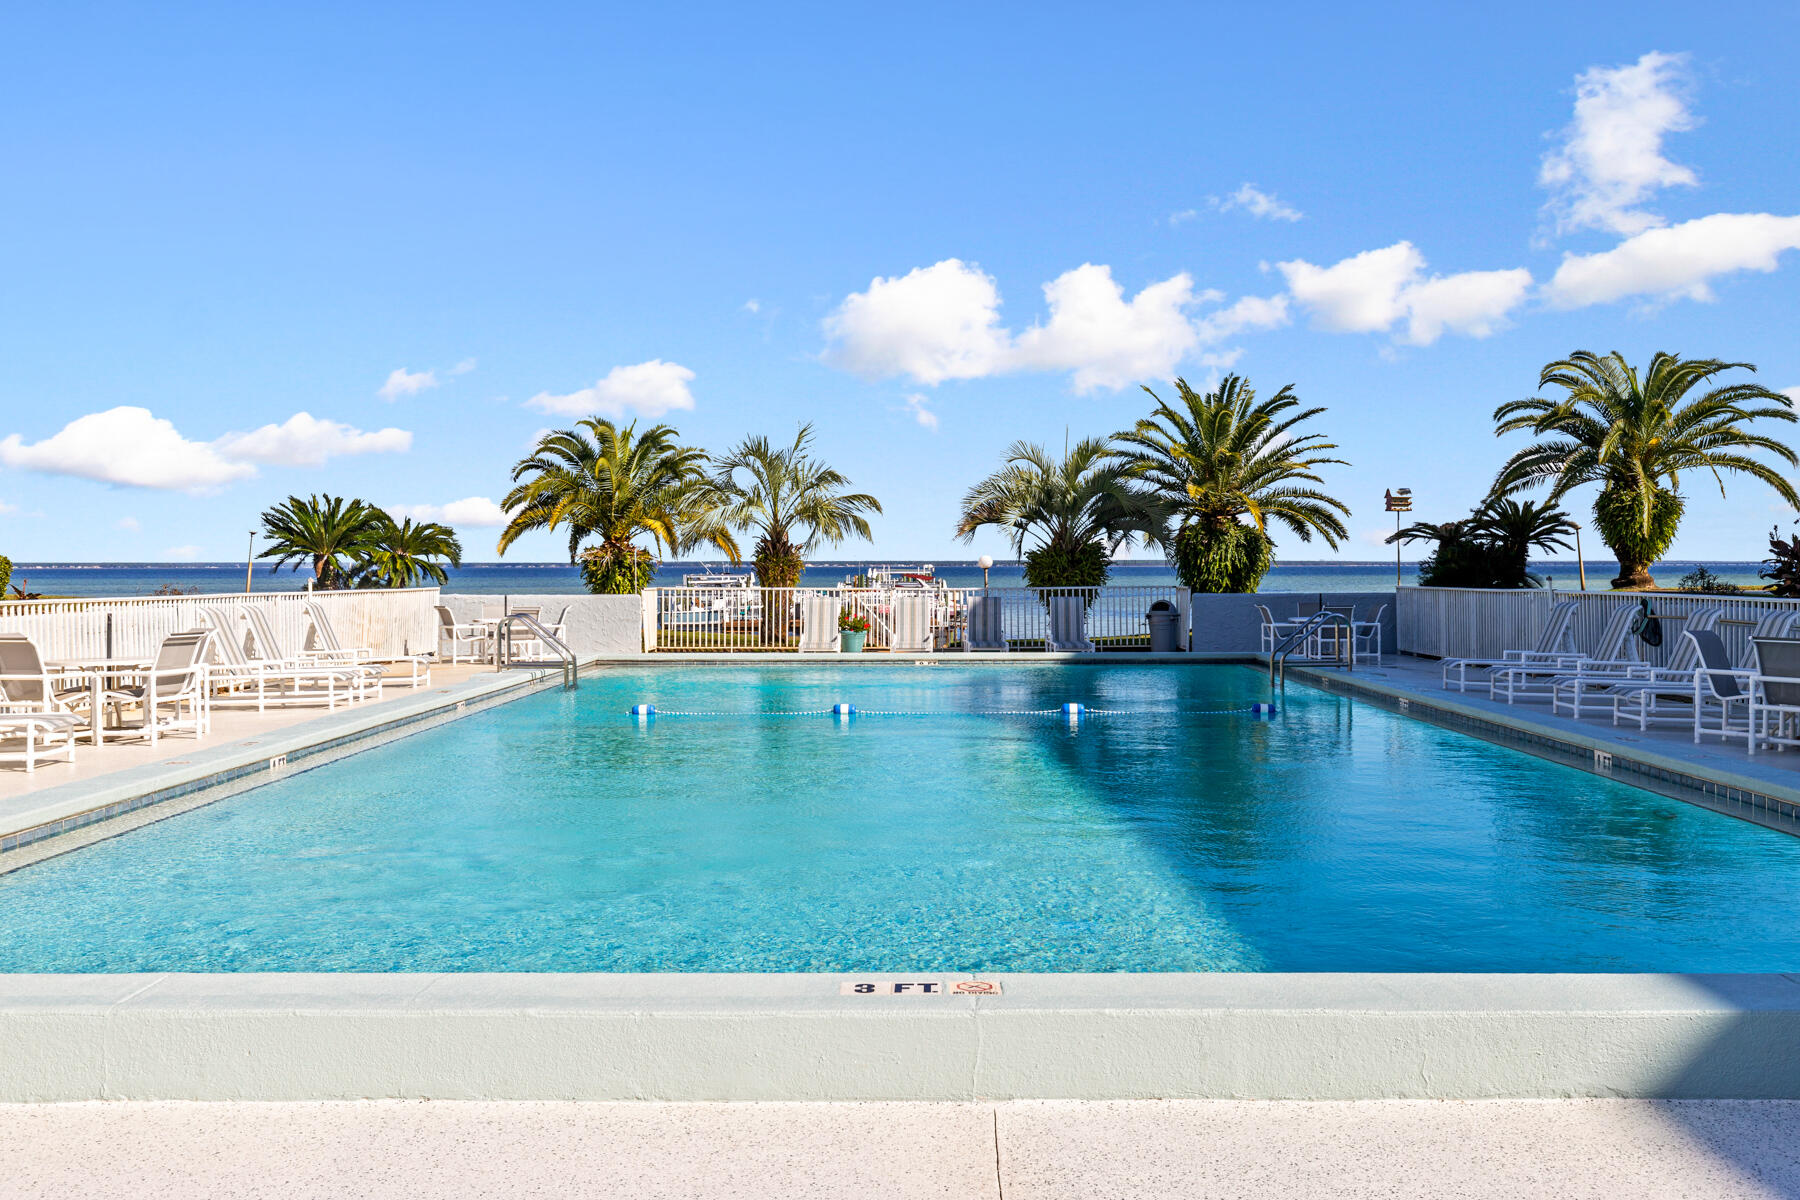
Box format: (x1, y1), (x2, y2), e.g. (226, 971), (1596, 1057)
(245, 531), (256, 594)
(1384, 488), (1412, 588)
(977, 554), (993, 590)
(1571, 522), (1588, 591)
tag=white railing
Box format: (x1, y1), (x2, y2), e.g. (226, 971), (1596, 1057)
(0, 588), (440, 662)
(647, 585), (1190, 652)
(1397, 585), (1800, 664)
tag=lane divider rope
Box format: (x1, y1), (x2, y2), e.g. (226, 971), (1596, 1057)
(627, 703), (1277, 718)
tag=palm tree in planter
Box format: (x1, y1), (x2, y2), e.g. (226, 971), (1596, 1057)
(258, 494), (388, 589)
(706, 424), (881, 644)
(353, 517), (464, 588)
(498, 419), (736, 594)
(1110, 375), (1350, 592)
(956, 438), (1167, 591)
(1493, 351), (1799, 589)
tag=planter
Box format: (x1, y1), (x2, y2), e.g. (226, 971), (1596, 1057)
(839, 630), (867, 653)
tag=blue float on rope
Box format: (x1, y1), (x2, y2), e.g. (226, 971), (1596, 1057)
(832, 703), (855, 716)
(629, 703), (656, 717)
(1062, 702), (1084, 720)
(1249, 702), (1277, 716)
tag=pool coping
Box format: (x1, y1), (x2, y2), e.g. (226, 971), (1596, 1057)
(6, 971), (1800, 1101)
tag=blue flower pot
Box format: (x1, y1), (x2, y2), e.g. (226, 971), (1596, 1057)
(840, 630), (867, 653)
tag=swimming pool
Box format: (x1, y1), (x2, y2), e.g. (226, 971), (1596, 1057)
(4, 663), (1799, 973)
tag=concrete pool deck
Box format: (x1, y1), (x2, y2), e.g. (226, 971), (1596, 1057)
(8, 1098), (1799, 1199)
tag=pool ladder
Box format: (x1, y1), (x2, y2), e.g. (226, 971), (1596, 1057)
(1268, 611), (1355, 690)
(495, 613), (579, 691)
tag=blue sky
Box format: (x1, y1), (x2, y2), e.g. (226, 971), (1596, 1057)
(2, 2), (1798, 565)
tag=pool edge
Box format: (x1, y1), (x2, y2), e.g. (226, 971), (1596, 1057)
(4, 971), (1800, 1101)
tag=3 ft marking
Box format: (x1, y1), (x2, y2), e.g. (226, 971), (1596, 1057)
(840, 980), (1002, 996)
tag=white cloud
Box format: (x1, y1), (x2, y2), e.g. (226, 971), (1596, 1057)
(823, 259), (1010, 385)
(1192, 293), (1290, 343)
(742, 299), (761, 314)
(379, 367), (438, 401)
(1277, 242), (1531, 344)
(213, 412), (413, 466)
(1212, 183), (1303, 222)
(388, 496), (508, 527)
(450, 358), (477, 375)
(903, 394), (939, 432)
(0, 407), (256, 493)
(1782, 387), (1800, 405)
(1540, 51), (1697, 237)
(824, 259), (1271, 393)
(163, 545), (203, 561)
(0, 499), (16, 515)
(526, 360), (698, 419)
(1544, 212), (1800, 307)
(1168, 208), (1200, 226)
(116, 516), (140, 532)
(1012, 264), (1203, 392)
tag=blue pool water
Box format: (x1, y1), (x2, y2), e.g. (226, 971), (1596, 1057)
(4, 664), (1800, 973)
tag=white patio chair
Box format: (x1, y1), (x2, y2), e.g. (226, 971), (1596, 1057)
(1750, 636), (1800, 755)
(961, 595), (1008, 652)
(1047, 595), (1096, 653)
(1441, 600), (1580, 692)
(1489, 604), (1643, 704)
(0, 634), (91, 723)
(890, 594), (933, 652)
(1351, 603), (1386, 665)
(435, 605), (487, 664)
(307, 600), (430, 689)
(1254, 603), (1306, 656)
(68, 630), (211, 746)
(796, 595), (839, 653)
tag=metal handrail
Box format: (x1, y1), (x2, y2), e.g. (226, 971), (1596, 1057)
(1269, 610), (1356, 689)
(495, 613), (578, 690)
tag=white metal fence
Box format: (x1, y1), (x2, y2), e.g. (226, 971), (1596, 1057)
(1397, 585), (1800, 665)
(646, 586), (1190, 652)
(0, 588), (440, 662)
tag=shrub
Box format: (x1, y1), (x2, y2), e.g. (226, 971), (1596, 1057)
(0, 555), (10, 597)
(1762, 525), (1800, 598)
(1677, 566), (1743, 595)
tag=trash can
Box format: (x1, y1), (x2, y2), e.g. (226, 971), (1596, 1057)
(1146, 599), (1182, 653)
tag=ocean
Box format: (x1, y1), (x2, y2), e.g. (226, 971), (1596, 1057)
(0, 559), (1775, 598)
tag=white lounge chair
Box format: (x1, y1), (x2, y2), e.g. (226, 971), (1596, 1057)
(796, 595), (840, 653)
(961, 595), (1008, 652)
(890, 595), (933, 652)
(242, 605), (384, 698)
(1441, 600), (1580, 692)
(0, 712), (80, 773)
(1610, 609), (1800, 730)
(1047, 595), (1096, 653)
(1489, 604), (1643, 704)
(68, 630), (211, 746)
(1553, 604), (1723, 720)
(307, 600), (430, 689)
(201, 607), (363, 711)
(1352, 603), (1386, 665)
(1255, 603), (1307, 655)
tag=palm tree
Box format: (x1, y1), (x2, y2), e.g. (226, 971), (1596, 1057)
(498, 419), (735, 594)
(1391, 498), (1577, 589)
(1493, 351), (1799, 589)
(706, 424), (882, 588)
(258, 494), (387, 589)
(1110, 375), (1350, 592)
(955, 438), (1166, 589)
(353, 517), (464, 588)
